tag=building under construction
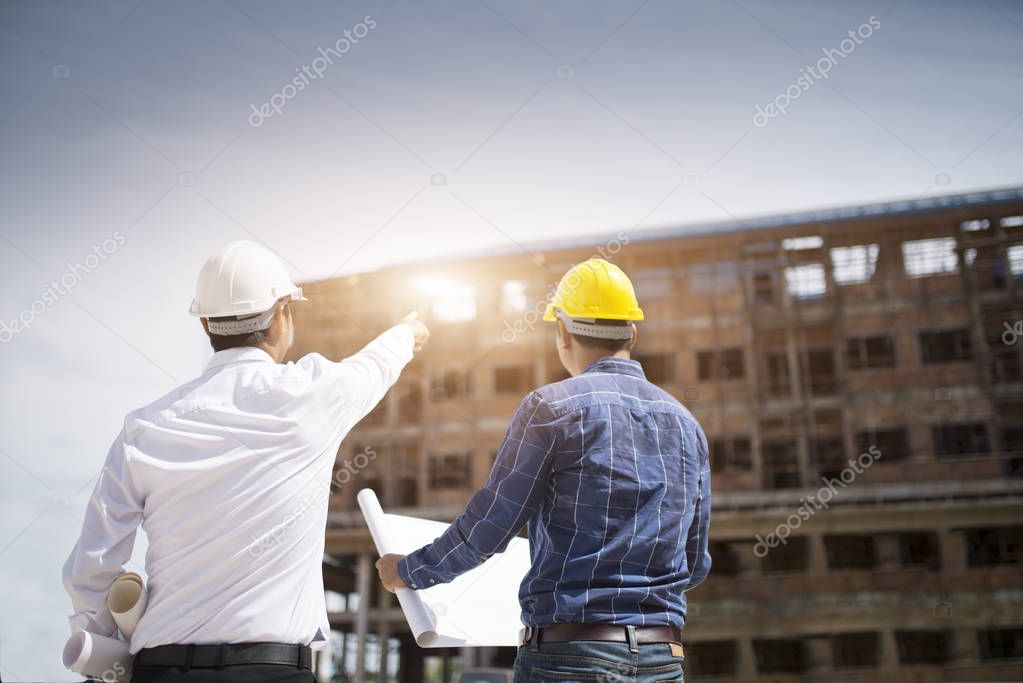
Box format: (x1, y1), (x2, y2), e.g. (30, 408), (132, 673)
(287, 186), (1023, 683)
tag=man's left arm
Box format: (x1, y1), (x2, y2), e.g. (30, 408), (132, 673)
(683, 424), (712, 591)
(394, 391), (558, 590)
(62, 431), (144, 637)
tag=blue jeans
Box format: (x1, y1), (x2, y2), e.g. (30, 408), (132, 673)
(514, 636), (685, 683)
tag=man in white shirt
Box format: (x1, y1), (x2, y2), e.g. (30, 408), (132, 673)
(62, 241), (429, 682)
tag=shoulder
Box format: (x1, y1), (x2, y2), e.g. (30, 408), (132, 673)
(284, 352), (335, 380)
(534, 374), (691, 418)
(504, 388), (562, 427)
(122, 375), (208, 442)
(531, 377), (584, 416)
(646, 385), (704, 436)
(124, 354), (333, 440)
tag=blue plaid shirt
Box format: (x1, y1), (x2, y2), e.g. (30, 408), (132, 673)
(397, 356), (712, 629)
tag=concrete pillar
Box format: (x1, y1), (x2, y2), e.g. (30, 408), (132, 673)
(954, 627), (979, 663)
(879, 629), (899, 669)
(738, 545), (761, 576)
(378, 588), (392, 682)
(807, 636), (832, 672)
(875, 533), (901, 570)
(399, 633), (424, 683)
(356, 553), (371, 683)
(378, 625), (391, 682)
(808, 533), (828, 575)
(316, 638), (333, 683)
(784, 335), (813, 489)
(476, 646), (496, 668)
(737, 637), (757, 677)
(341, 631), (351, 679)
(943, 528), (967, 572)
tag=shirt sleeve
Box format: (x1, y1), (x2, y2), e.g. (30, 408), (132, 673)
(683, 425), (712, 592)
(330, 324), (415, 428)
(397, 391), (558, 589)
(62, 431), (143, 637)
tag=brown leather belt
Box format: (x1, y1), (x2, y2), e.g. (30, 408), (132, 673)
(526, 624), (683, 651)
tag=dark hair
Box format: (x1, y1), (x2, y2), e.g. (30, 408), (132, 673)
(207, 302), (288, 352)
(569, 319), (633, 353)
(208, 327), (272, 352)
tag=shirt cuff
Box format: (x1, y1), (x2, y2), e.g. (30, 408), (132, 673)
(397, 555), (420, 590)
(396, 552), (445, 590)
(69, 611), (116, 639)
(378, 324), (415, 365)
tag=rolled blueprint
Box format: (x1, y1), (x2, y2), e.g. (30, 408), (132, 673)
(357, 488), (529, 648)
(107, 571), (147, 639)
(358, 488), (441, 646)
(62, 630), (132, 682)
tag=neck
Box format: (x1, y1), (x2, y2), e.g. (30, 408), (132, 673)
(574, 348), (630, 374)
(257, 342), (281, 363)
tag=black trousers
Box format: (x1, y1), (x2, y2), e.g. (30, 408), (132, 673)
(131, 664), (316, 682)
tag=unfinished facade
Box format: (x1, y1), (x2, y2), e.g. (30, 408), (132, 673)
(288, 187), (1023, 682)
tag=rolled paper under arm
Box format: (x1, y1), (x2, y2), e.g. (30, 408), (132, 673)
(107, 571), (147, 639)
(62, 630), (132, 682)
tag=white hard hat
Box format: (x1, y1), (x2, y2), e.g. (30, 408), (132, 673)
(189, 241), (306, 334)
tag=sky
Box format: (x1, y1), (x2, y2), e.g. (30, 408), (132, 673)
(1, 0), (1022, 679)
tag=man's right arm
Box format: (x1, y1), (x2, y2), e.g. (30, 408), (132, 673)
(395, 391), (558, 588)
(62, 431), (143, 638)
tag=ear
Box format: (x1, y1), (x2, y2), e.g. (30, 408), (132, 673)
(282, 305), (294, 336)
(200, 318), (211, 338)
(627, 323), (638, 351)
(270, 304), (288, 337)
(556, 319), (572, 348)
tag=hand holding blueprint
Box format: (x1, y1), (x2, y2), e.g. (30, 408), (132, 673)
(357, 488), (530, 647)
(62, 572), (147, 682)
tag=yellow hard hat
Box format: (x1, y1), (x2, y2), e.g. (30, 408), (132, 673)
(543, 258), (644, 323)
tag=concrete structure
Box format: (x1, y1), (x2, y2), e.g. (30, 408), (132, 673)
(288, 186), (1023, 682)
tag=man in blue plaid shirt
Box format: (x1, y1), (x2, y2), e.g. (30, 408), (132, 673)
(377, 259), (711, 682)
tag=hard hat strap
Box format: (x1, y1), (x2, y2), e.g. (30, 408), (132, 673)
(555, 311), (635, 340)
(206, 306), (278, 336)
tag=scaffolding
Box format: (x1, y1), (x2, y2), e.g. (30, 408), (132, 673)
(288, 188), (1023, 683)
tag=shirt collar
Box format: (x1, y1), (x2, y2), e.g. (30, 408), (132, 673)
(580, 356), (646, 379)
(205, 346), (276, 371)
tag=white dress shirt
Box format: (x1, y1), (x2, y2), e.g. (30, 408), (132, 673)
(62, 325), (414, 653)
